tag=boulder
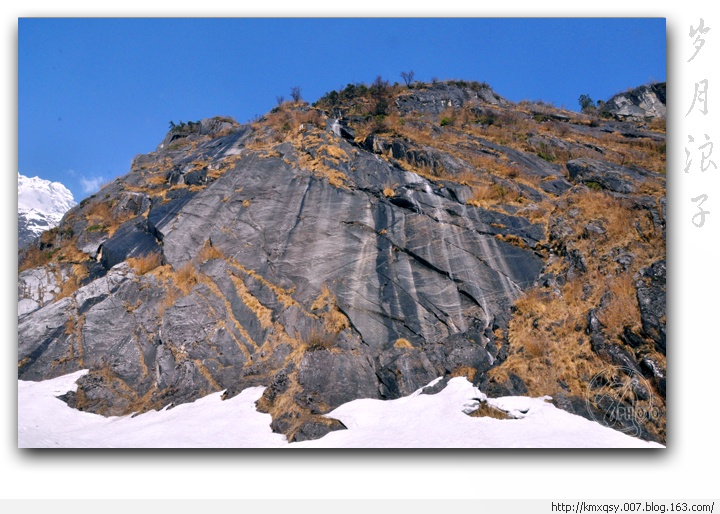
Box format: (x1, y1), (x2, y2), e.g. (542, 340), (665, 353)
(99, 217), (161, 270)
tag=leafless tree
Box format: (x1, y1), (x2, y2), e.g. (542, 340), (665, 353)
(290, 86), (302, 103)
(400, 70), (415, 87)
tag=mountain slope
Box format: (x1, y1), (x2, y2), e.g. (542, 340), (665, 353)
(18, 80), (666, 443)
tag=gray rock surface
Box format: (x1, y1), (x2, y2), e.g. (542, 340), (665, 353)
(18, 267), (64, 317)
(18, 114), (545, 432)
(603, 83), (666, 120)
(395, 82), (506, 115)
(636, 260), (666, 353)
(566, 158), (652, 194)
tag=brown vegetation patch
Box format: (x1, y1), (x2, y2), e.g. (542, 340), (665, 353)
(197, 241), (224, 263)
(394, 338), (413, 349)
(598, 272), (642, 339)
(228, 271), (274, 330)
(311, 284), (350, 334)
(450, 365), (477, 382)
(174, 262), (198, 296)
(127, 252), (163, 275)
(467, 400), (513, 420)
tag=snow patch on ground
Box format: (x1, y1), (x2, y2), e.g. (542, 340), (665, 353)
(18, 371), (663, 448)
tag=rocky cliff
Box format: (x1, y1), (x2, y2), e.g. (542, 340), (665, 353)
(18, 80), (666, 443)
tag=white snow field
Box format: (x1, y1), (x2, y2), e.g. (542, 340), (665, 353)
(18, 371), (663, 448)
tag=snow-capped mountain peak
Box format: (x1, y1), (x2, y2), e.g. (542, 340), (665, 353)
(18, 172), (76, 248)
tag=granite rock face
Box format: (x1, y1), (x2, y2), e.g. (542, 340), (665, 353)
(18, 81), (666, 442)
(603, 83), (666, 120)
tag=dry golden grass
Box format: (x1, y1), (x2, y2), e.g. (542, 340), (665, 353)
(450, 365), (477, 382)
(64, 316), (76, 336)
(145, 173), (168, 186)
(225, 256), (303, 313)
(19, 229), (90, 273)
(303, 325), (338, 352)
(557, 189), (664, 275)
(598, 272), (642, 338)
(438, 107), (456, 127)
(594, 132), (666, 175)
(494, 233), (530, 249)
(85, 200), (113, 224)
(19, 246), (53, 272)
(394, 338), (413, 349)
(467, 400), (512, 420)
(454, 170), (478, 186)
(193, 358), (221, 390)
(463, 112), (536, 150)
(297, 145), (349, 189)
(466, 184), (496, 207)
(324, 308), (349, 334)
(295, 108), (325, 128)
(311, 284), (350, 334)
(127, 252), (163, 275)
(465, 152), (522, 180)
(491, 274), (605, 397)
(466, 183), (520, 207)
(383, 184), (396, 197)
(55, 275), (80, 301)
(255, 363), (341, 442)
(174, 262), (198, 295)
(569, 191), (634, 243)
(54, 263), (89, 301)
(519, 202), (550, 223)
(321, 144), (349, 163)
(156, 285), (178, 319)
(55, 238), (91, 264)
(250, 322), (348, 441)
(196, 242), (224, 263)
(311, 284), (334, 311)
(490, 186), (663, 430)
(648, 118), (666, 132)
(228, 272), (274, 330)
(526, 140), (574, 164)
(82, 198), (136, 237)
(253, 105), (327, 146)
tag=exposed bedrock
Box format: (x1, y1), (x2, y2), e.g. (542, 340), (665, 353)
(18, 80), (665, 441)
(18, 128), (545, 428)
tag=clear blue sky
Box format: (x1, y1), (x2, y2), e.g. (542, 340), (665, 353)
(18, 18), (666, 202)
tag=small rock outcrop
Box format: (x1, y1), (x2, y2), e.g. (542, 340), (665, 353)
(603, 82), (666, 120)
